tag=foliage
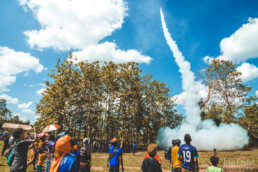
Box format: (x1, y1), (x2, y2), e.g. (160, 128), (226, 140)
(36, 56), (182, 143)
(200, 60), (251, 124)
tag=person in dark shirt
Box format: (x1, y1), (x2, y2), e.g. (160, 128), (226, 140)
(141, 144), (162, 172)
(1, 132), (9, 155)
(80, 138), (91, 172)
(10, 127), (38, 172)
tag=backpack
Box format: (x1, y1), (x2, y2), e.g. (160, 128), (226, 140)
(164, 146), (172, 160)
(7, 147), (15, 166)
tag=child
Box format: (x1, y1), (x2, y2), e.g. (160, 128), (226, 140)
(27, 142), (38, 170)
(37, 147), (47, 172)
(142, 153), (162, 165)
(141, 144), (162, 172)
(206, 156), (223, 172)
(171, 139), (182, 172)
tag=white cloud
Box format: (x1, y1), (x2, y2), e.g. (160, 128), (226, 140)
(20, 0), (128, 51)
(0, 46), (44, 92)
(18, 102), (33, 109)
(204, 18), (258, 64)
(0, 94), (19, 104)
(21, 109), (35, 114)
(36, 88), (46, 95)
(20, 0), (152, 64)
(73, 42), (152, 64)
(256, 90), (258, 97)
(237, 63), (258, 82)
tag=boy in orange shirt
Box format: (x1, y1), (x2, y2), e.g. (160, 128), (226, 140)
(142, 151), (162, 165)
(171, 139), (182, 172)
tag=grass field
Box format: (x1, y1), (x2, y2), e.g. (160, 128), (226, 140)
(0, 141), (257, 172)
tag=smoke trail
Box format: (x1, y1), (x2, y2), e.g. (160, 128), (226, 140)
(157, 9), (249, 150)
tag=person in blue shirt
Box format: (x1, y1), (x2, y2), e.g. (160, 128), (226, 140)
(107, 138), (124, 172)
(133, 142), (136, 156)
(49, 134), (79, 172)
(177, 134), (199, 172)
(70, 140), (80, 166)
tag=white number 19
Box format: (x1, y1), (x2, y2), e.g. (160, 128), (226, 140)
(183, 150), (191, 162)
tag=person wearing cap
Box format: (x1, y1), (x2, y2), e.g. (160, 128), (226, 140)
(80, 138), (91, 172)
(107, 138), (124, 172)
(141, 144), (162, 172)
(177, 134), (199, 172)
(49, 135), (79, 172)
(171, 139), (182, 172)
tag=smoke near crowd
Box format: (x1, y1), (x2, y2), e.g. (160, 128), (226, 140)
(157, 9), (249, 151)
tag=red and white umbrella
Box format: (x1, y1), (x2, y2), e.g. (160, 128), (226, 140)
(38, 132), (50, 137)
(42, 124), (61, 133)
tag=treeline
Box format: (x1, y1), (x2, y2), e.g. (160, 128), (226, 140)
(0, 99), (30, 128)
(35, 56), (182, 144)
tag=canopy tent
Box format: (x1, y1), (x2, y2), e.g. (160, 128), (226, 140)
(2, 123), (32, 130)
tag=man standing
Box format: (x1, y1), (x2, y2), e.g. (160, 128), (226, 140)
(107, 138), (124, 172)
(177, 134), (199, 172)
(171, 139), (182, 172)
(133, 142), (136, 156)
(80, 138), (91, 172)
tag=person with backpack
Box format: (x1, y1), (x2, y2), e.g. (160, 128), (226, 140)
(141, 144), (162, 172)
(49, 134), (79, 172)
(177, 134), (199, 172)
(10, 126), (38, 172)
(107, 138), (124, 172)
(171, 139), (182, 172)
(80, 138), (91, 172)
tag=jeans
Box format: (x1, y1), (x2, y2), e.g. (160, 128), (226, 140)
(36, 165), (42, 172)
(45, 160), (50, 172)
(109, 165), (119, 172)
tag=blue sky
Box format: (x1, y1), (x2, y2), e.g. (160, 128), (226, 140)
(0, 0), (258, 123)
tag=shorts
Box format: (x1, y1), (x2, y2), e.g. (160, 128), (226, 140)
(182, 168), (193, 172)
(36, 165), (42, 172)
(109, 165), (119, 172)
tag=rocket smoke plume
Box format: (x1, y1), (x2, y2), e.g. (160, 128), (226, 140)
(157, 9), (249, 150)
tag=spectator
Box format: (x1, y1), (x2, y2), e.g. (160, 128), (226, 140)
(46, 135), (56, 172)
(49, 135), (79, 172)
(37, 147), (47, 172)
(97, 141), (101, 153)
(107, 138), (124, 172)
(1, 132), (9, 156)
(142, 153), (162, 165)
(206, 156), (223, 172)
(80, 138), (91, 172)
(10, 127), (37, 172)
(70, 140), (80, 165)
(171, 139), (182, 172)
(133, 142), (136, 156)
(141, 144), (162, 172)
(27, 142), (38, 170)
(177, 134), (199, 172)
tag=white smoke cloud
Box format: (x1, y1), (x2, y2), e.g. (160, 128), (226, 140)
(157, 9), (249, 151)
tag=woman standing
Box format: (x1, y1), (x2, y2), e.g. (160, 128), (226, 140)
(10, 126), (37, 172)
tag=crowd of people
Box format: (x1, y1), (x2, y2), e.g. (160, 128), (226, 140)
(1, 127), (224, 172)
